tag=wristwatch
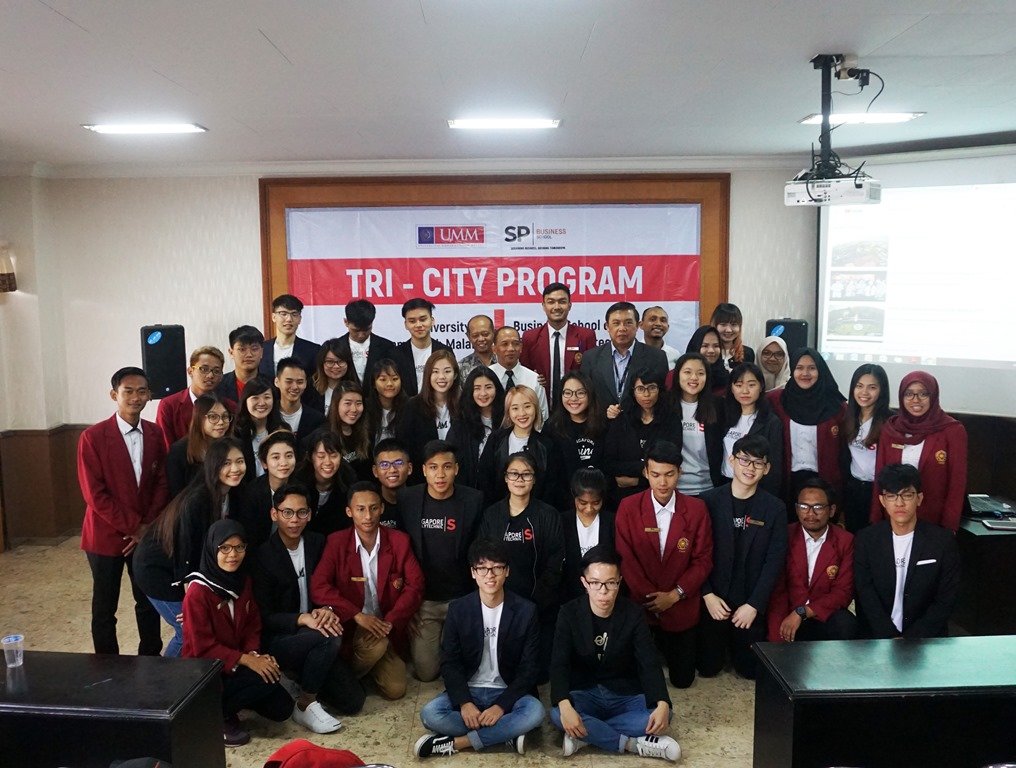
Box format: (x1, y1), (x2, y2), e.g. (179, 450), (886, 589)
(675, 585), (686, 601)
(795, 606), (808, 620)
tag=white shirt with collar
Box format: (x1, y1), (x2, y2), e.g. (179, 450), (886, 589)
(803, 525), (829, 586)
(115, 413), (144, 486)
(355, 532), (382, 616)
(489, 362), (549, 420)
(652, 492), (677, 559)
(546, 322), (569, 385)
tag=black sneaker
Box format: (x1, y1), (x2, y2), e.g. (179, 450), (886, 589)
(223, 715), (250, 748)
(415, 733), (458, 758)
(506, 733), (526, 754)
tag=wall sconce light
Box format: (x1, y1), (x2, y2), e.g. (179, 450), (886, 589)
(0, 242), (16, 293)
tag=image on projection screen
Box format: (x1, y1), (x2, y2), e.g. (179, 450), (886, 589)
(819, 184), (1016, 370)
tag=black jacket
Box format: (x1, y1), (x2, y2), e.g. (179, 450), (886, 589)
(707, 408), (783, 497)
(389, 339), (451, 397)
(478, 428), (567, 510)
(560, 508), (616, 600)
(602, 411), (683, 507)
(251, 532), (327, 639)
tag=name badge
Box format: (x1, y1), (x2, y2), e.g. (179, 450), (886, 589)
(892, 443), (905, 450)
(351, 576), (367, 582)
(645, 527), (660, 533)
(746, 518), (765, 527)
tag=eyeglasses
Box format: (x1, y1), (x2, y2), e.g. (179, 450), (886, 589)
(217, 543), (247, 554)
(902, 390), (930, 401)
(196, 366), (223, 376)
(734, 455), (768, 470)
(323, 358), (346, 368)
(882, 490), (918, 502)
(760, 350), (786, 359)
(561, 389), (588, 399)
(633, 384), (659, 395)
(472, 565), (507, 576)
(585, 579), (621, 592)
(205, 413), (233, 423)
(796, 503), (830, 514)
(274, 310), (301, 319)
(376, 459), (406, 470)
(277, 507), (312, 520)
(505, 470), (535, 482)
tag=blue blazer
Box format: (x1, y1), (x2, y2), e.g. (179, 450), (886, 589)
(440, 590), (541, 712)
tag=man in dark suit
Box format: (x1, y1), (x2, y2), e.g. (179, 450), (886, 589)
(767, 476), (857, 642)
(78, 367), (168, 655)
(341, 299), (395, 383)
(217, 325), (264, 403)
(698, 434), (787, 679)
(520, 282), (597, 402)
(854, 463), (960, 639)
(550, 546), (681, 762)
(310, 481), (425, 700)
(580, 302), (667, 416)
(258, 294), (321, 400)
(615, 440), (713, 689)
(251, 481), (353, 732)
(274, 356), (325, 449)
(390, 297), (451, 397)
(398, 440), (485, 681)
(415, 538), (544, 758)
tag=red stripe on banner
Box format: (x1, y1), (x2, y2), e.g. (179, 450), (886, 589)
(494, 309), (505, 328)
(289, 254), (699, 306)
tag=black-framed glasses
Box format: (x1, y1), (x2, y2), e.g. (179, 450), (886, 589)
(902, 391), (930, 401)
(217, 543), (247, 554)
(376, 459), (406, 470)
(882, 490), (918, 502)
(796, 503), (830, 514)
(634, 384), (660, 395)
(561, 389), (588, 399)
(760, 349), (786, 359)
(472, 565), (507, 576)
(734, 454), (768, 470)
(277, 507), (311, 520)
(585, 579), (621, 592)
(505, 470), (535, 482)
(196, 366), (223, 376)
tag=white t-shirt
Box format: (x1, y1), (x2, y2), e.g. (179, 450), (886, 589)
(722, 412), (758, 478)
(280, 406), (303, 433)
(789, 420), (819, 472)
(252, 431), (268, 477)
(435, 403), (451, 440)
(287, 538), (309, 614)
(323, 386), (335, 416)
(575, 514), (600, 557)
(274, 340), (295, 364)
(349, 337), (370, 382)
(508, 432), (529, 455)
(901, 440), (925, 469)
(478, 415), (493, 457)
(412, 344), (433, 391)
(849, 418), (878, 482)
(678, 400), (712, 494)
(891, 530), (915, 633)
(468, 602), (507, 689)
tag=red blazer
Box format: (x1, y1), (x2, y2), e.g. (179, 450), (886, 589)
(870, 423), (967, 531)
(766, 522), (854, 642)
(78, 415), (169, 557)
(182, 577), (261, 674)
(310, 527), (425, 646)
(768, 392), (845, 499)
(614, 489), (714, 633)
(520, 323), (597, 398)
(156, 389), (235, 449)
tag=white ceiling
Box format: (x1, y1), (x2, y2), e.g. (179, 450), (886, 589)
(3, 0), (1016, 173)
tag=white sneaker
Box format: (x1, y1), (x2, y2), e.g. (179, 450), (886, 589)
(562, 734), (588, 757)
(505, 733), (525, 755)
(292, 700), (342, 734)
(634, 735), (681, 762)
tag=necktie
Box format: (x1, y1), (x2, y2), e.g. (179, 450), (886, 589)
(552, 331), (562, 402)
(505, 369), (516, 390)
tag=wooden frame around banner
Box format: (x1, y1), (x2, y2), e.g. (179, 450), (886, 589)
(259, 174), (730, 333)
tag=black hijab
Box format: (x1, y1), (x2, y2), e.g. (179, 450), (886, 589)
(185, 519), (248, 600)
(779, 347), (846, 425)
(686, 325), (729, 391)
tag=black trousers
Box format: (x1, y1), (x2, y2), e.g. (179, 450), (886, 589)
(795, 609), (858, 641)
(265, 628), (365, 715)
(843, 475), (874, 534)
(221, 666), (295, 720)
(696, 612), (767, 680)
(86, 550), (162, 656)
(653, 626), (698, 689)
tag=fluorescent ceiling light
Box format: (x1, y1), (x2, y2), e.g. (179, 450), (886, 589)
(448, 118), (559, 130)
(81, 123), (207, 134)
(799, 112), (925, 125)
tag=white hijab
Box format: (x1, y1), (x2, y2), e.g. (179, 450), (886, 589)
(759, 335), (791, 391)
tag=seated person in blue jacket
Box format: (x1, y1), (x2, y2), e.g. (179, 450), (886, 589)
(550, 545), (681, 762)
(415, 538), (545, 758)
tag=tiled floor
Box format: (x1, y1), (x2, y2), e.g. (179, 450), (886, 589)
(0, 538), (755, 767)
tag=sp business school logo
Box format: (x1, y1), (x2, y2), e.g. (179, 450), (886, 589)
(418, 225), (485, 246)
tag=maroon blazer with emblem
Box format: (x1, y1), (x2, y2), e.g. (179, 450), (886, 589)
(767, 392), (845, 500)
(520, 323), (597, 399)
(614, 489), (714, 633)
(78, 415), (169, 557)
(766, 521), (854, 642)
(310, 526), (425, 651)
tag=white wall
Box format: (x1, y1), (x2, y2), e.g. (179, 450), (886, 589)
(0, 167), (815, 430)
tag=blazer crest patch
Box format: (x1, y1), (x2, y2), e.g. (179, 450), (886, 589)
(677, 537), (690, 553)
(935, 450), (947, 465)
(391, 576), (404, 590)
(826, 564), (839, 580)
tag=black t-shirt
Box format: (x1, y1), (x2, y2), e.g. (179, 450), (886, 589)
(728, 495), (753, 607)
(380, 499), (403, 532)
(592, 614), (611, 661)
(500, 511), (539, 601)
(565, 420), (600, 467)
(420, 494), (468, 601)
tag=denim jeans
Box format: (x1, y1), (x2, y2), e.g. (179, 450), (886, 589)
(550, 685), (669, 753)
(420, 686), (545, 751)
(147, 596), (183, 658)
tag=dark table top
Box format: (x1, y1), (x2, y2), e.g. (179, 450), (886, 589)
(960, 517), (1016, 538)
(755, 636), (1016, 699)
(0, 651), (221, 719)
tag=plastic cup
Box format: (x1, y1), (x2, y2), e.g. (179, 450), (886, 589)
(2, 634), (24, 668)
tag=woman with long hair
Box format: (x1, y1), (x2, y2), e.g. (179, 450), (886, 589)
(233, 377), (286, 481)
(447, 366), (505, 489)
(166, 393), (233, 497)
(672, 352), (721, 496)
(297, 428), (359, 536)
(684, 325), (729, 395)
(309, 338), (359, 414)
(712, 362), (782, 496)
(545, 370), (607, 478)
(872, 371), (967, 531)
(364, 358), (407, 444)
(396, 350), (462, 481)
(710, 302), (755, 369)
(327, 380), (372, 480)
(839, 363), (892, 533)
(134, 437), (248, 657)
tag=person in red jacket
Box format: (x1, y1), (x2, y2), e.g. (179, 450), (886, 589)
(78, 366), (169, 656)
(311, 481), (425, 700)
(614, 440), (713, 689)
(871, 371), (968, 532)
(182, 519), (294, 748)
(520, 282), (598, 402)
(767, 477), (857, 642)
(155, 345), (229, 449)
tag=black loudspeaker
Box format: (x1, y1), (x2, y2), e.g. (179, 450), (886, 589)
(765, 318), (809, 352)
(141, 325), (187, 400)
